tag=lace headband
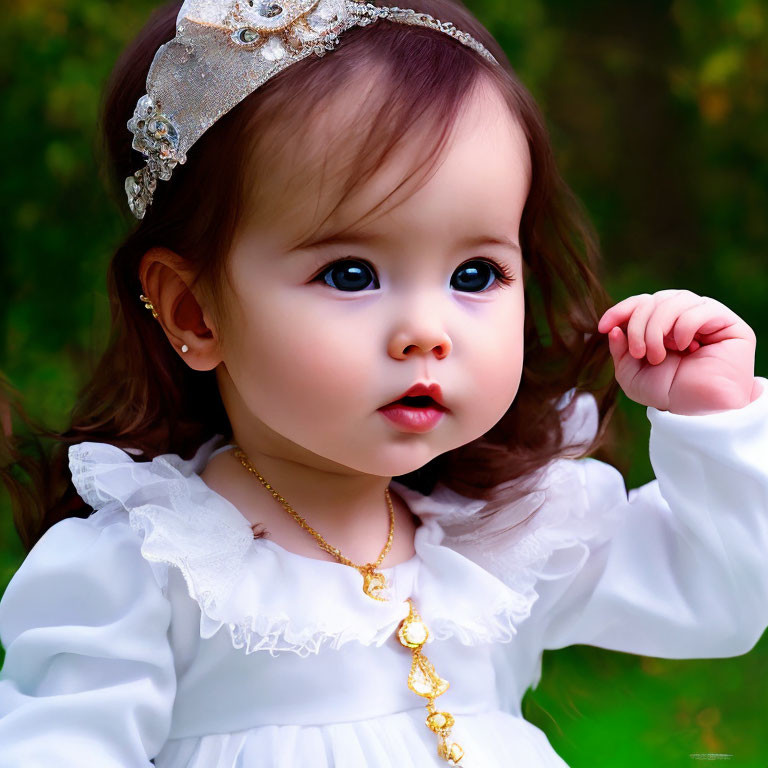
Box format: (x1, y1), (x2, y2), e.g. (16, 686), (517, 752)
(124, 0), (500, 219)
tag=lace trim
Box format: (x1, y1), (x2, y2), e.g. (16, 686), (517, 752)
(68, 391), (614, 658)
(392, 457), (620, 639)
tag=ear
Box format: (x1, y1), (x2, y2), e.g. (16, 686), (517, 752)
(138, 247), (222, 372)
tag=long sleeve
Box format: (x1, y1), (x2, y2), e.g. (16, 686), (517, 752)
(531, 376), (768, 659)
(0, 513), (177, 766)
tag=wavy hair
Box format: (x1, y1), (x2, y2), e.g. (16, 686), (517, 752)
(1, 0), (627, 553)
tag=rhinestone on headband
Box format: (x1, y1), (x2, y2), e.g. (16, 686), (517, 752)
(125, 0), (500, 219)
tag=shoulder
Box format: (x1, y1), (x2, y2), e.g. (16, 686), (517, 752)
(10, 510), (146, 586)
(0, 512), (171, 653)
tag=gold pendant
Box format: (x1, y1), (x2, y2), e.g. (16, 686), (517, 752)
(397, 609), (429, 648)
(407, 651), (450, 698)
(438, 737), (465, 764)
(396, 600), (464, 763)
(361, 566), (389, 601)
(426, 710), (455, 733)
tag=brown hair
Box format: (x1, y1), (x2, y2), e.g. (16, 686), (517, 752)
(1, 0), (627, 554)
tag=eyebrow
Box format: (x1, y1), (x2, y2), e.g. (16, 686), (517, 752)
(295, 232), (522, 253)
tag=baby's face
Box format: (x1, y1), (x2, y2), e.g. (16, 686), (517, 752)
(216, 78), (530, 478)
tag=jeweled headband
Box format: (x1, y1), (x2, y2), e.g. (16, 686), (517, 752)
(124, 0), (500, 219)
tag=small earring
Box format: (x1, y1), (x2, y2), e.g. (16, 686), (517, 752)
(139, 293), (159, 320)
(181, 344), (189, 354)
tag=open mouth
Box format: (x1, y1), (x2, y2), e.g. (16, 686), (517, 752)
(387, 395), (446, 411)
(378, 393), (447, 432)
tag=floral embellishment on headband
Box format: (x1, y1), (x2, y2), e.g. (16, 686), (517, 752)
(125, 95), (187, 219)
(228, 0), (347, 59)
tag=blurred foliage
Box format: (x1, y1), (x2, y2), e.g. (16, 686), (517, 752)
(0, 0), (766, 765)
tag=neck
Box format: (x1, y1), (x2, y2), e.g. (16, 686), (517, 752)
(203, 438), (418, 566)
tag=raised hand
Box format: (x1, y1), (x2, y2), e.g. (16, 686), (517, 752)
(597, 289), (760, 415)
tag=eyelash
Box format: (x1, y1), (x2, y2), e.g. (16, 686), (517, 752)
(311, 257), (516, 292)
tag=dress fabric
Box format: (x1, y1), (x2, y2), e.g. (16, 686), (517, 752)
(1, 378), (768, 768)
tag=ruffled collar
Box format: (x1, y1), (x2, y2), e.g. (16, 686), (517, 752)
(68, 393), (604, 658)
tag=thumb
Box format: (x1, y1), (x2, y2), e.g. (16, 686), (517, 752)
(608, 326), (628, 359)
(608, 325), (641, 374)
(608, 325), (643, 386)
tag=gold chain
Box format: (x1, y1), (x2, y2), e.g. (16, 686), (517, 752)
(232, 444), (395, 600)
(230, 442), (464, 764)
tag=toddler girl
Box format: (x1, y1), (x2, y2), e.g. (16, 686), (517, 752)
(1, 0), (766, 766)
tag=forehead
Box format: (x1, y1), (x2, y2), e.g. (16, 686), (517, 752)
(238, 73), (531, 251)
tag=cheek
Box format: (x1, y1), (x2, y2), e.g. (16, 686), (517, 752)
(236, 297), (374, 420)
(460, 297), (525, 420)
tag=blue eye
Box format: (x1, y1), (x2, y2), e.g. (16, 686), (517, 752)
(452, 260), (515, 292)
(312, 258), (515, 293)
(316, 259), (379, 292)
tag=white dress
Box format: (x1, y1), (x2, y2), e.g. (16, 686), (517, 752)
(1, 379), (768, 768)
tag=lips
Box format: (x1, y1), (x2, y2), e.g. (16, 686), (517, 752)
(383, 381), (446, 410)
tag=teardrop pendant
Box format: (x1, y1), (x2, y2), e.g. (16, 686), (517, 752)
(407, 651), (450, 698)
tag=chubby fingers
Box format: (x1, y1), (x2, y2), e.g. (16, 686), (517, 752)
(643, 291), (708, 363)
(597, 294), (648, 336)
(598, 289), (680, 358)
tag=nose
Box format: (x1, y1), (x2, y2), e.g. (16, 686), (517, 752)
(387, 317), (452, 361)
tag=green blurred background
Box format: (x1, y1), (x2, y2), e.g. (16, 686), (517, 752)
(1, 0), (766, 765)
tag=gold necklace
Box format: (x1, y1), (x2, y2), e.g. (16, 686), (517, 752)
(232, 445), (394, 600)
(231, 443), (465, 764)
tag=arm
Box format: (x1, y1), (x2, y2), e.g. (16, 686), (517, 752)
(0, 514), (177, 766)
(534, 376), (768, 657)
